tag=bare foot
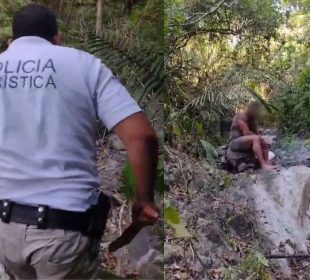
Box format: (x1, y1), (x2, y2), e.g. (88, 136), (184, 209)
(261, 163), (276, 171)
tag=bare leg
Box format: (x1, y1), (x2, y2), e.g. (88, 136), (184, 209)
(260, 138), (270, 163)
(230, 135), (275, 170)
(252, 137), (274, 170)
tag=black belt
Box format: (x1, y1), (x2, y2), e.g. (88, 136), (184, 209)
(0, 200), (93, 233)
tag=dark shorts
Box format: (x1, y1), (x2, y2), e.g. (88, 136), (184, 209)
(229, 137), (250, 152)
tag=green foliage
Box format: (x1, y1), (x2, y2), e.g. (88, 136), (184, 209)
(199, 140), (218, 164)
(271, 85), (310, 134)
(240, 250), (272, 280)
(279, 134), (298, 150)
(304, 139), (310, 150)
(0, 0), (28, 49)
(224, 267), (240, 280)
(156, 157), (165, 194)
(120, 156), (165, 201)
(224, 250), (272, 280)
(245, 84), (278, 114)
(120, 161), (136, 200)
(164, 199), (192, 238)
(85, 34), (164, 108)
(164, 0), (287, 151)
(82, 32), (163, 112)
(219, 173), (232, 189)
(130, 0), (164, 48)
(164, 206), (180, 224)
(165, 0), (310, 155)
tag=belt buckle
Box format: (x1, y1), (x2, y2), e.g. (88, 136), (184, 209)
(37, 205), (48, 229)
(1, 200), (12, 223)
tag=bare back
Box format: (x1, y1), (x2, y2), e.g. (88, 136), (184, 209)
(229, 112), (258, 141)
(229, 113), (245, 142)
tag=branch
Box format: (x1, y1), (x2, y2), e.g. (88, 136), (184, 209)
(266, 254), (310, 259)
(182, 0), (228, 27)
(189, 241), (213, 279)
(186, 27), (242, 36)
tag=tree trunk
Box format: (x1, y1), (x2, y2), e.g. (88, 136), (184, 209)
(96, 0), (105, 35)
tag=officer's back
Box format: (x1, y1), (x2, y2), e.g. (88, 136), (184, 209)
(0, 4), (159, 279)
(0, 36), (108, 211)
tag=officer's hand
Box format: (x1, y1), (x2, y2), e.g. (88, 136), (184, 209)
(132, 200), (159, 226)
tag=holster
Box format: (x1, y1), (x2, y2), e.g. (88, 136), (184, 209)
(86, 192), (111, 240)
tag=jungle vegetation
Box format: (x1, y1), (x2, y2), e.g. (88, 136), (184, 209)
(165, 0), (310, 160)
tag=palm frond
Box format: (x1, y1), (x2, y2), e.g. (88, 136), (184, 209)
(82, 30), (164, 109)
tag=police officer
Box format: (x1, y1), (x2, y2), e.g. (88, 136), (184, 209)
(0, 4), (159, 279)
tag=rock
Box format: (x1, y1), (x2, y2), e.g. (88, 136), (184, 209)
(217, 145), (228, 157)
(165, 142), (310, 278)
(227, 214), (254, 237)
(111, 137), (125, 151)
(226, 148), (258, 173)
(0, 264), (9, 280)
(172, 169), (183, 183)
(190, 179), (206, 190)
(96, 139), (104, 146)
(139, 263), (164, 279)
(194, 255), (213, 270)
(166, 173), (175, 183)
(105, 158), (120, 169)
(261, 135), (276, 145)
(252, 166), (310, 273)
(164, 244), (184, 265)
(203, 225), (225, 246)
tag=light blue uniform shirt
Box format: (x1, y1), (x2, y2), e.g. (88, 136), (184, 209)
(0, 37), (141, 211)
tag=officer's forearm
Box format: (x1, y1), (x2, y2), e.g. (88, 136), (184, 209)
(113, 113), (159, 202)
(126, 134), (158, 202)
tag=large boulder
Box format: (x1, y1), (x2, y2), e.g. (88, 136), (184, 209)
(251, 166), (310, 276)
(0, 264), (9, 280)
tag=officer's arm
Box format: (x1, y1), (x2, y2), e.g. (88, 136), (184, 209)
(113, 112), (158, 203)
(90, 57), (159, 221)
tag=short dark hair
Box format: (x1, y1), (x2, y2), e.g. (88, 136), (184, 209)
(13, 4), (58, 41)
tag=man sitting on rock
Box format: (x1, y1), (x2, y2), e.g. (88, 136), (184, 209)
(229, 100), (275, 170)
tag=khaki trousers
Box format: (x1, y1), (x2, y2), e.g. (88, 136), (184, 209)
(0, 221), (99, 279)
